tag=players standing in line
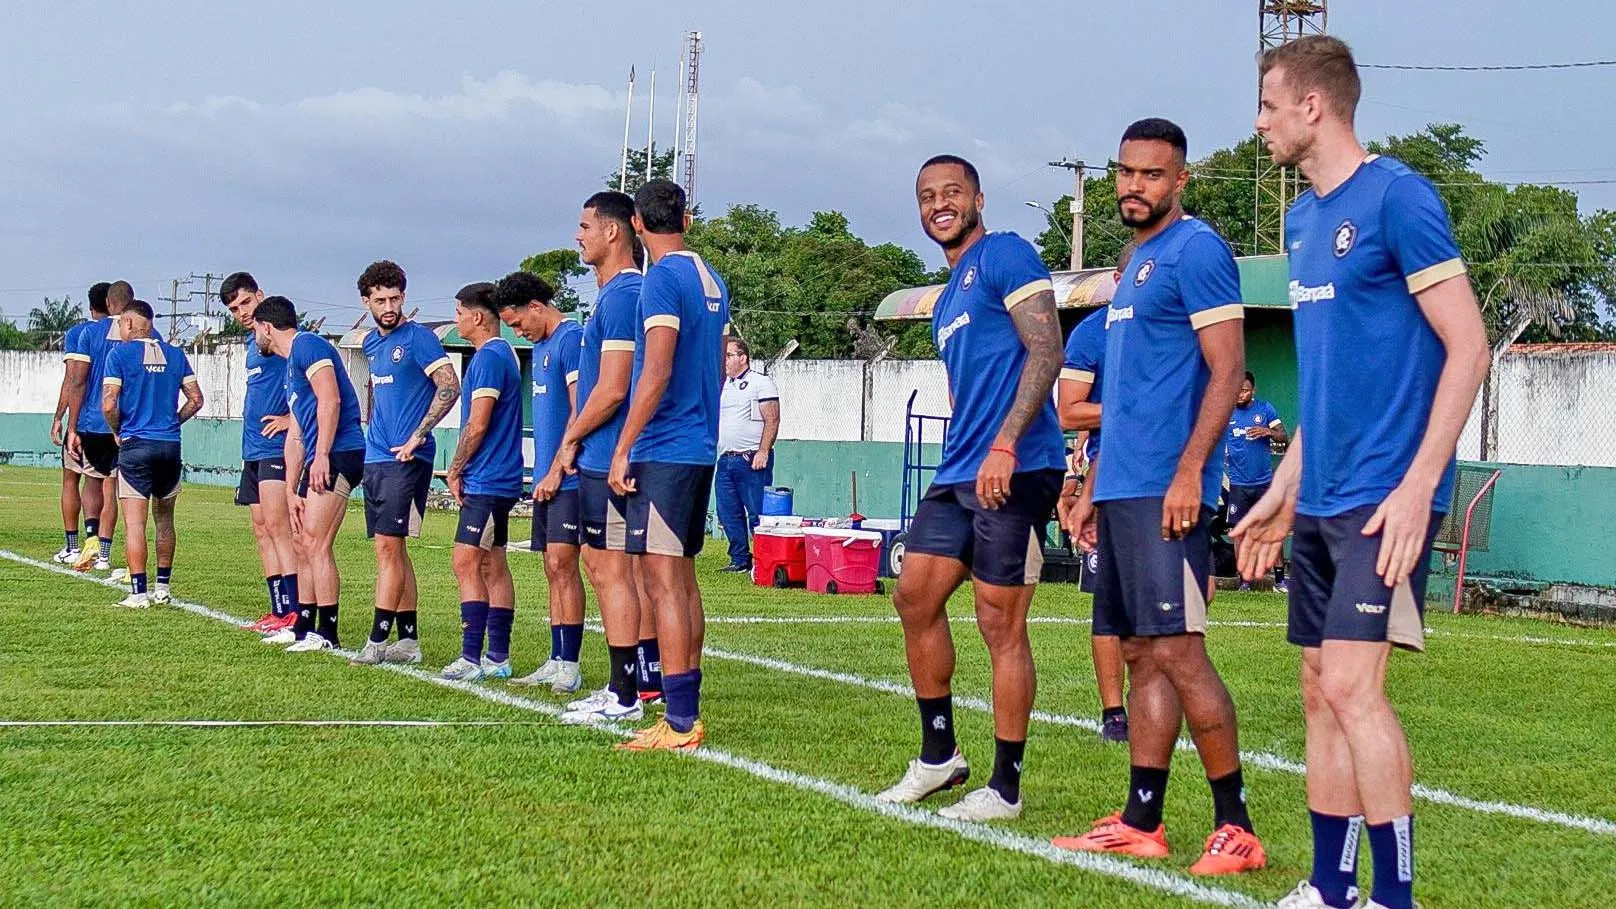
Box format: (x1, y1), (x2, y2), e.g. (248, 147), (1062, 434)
(874, 155), (1066, 821)
(52, 281), (112, 565)
(351, 261), (460, 667)
(534, 192), (659, 719)
(1055, 243), (1135, 745)
(439, 283), (525, 682)
(222, 273), (301, 634)
(607, 179), (729, 751)
(252, 297), (368, 653)
(68, 280), (134, 573)
(100, 301), (203, 608)
(1057, 119), (1265, 874)
(492, 272), (589, 694)
(1224, 371), (1288, 593)
(1240, 37), (1489, 909)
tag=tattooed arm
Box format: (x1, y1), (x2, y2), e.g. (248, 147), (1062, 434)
(445, 395), (492, 505)
(977, 288), (1063, 509)
(393, 363), (461, 462)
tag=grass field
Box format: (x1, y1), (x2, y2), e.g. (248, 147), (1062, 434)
(1, 464), (1613, 907)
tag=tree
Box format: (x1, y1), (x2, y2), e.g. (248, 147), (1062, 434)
(0, 318), (36, 351)
(519, 248), (588, 312)
(605, 145), (676, 198)
(27, 295), (81, 349)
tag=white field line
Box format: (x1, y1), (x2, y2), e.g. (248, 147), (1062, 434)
(0, 550), (1260, 908)
(0, 719), (552, 728)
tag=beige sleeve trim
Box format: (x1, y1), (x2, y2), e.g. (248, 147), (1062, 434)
(1060, 367), (1095, 384)
(1406, 258), (1467, 295)
(471, 388), (501, 402)
(565, 370), (579, 385)
(103, 376), (123, 388)
(422, 356), (452, 377)
(645, 314), (681, 331)
(1004, 278), (1054, 310)
(65, 353), (91, 363)
(181, 375), (200, 386)
(304, 360), (333, 380)
(1268, 418), (1283, 428)
(601, 340), (636, 353)
(1189, 303), (1245, 330)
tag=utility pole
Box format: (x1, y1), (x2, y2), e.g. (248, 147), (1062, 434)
(189, 273), (222, 320)
(162, 279), (185, 343)
(1048, 158), (1088, 270)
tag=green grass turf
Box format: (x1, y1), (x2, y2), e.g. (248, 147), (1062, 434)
(1, 465), (1613, 907)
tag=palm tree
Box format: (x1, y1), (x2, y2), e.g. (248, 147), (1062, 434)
(27, 296), (83, 349)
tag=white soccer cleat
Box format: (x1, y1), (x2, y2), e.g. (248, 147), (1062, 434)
(564, 687), (615, 713)
(875, 750), (970, 804)
(91, 557), (112, 572)
(349, 639), (389, 666)
(382, 638), (422, 664)
(508, 658), (561, 687)
(559, 693), (643, 726)
(937, 787), (1022, 821)
(261, 628), (298, 645)
(439, 657), (483, 682)
(1276, 882), (1346, 909)
(481, 657), (512, 680)
(149, 584), (171, 605)
(109, 568), (129, 583)
(52, 546), (81, 564)
(286, 632), (333, 653)
(115, 592), (150, 609)
(549, 660), (582, 694)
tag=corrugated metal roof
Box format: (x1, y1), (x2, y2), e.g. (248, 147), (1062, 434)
(1508, 342), (1616, 355)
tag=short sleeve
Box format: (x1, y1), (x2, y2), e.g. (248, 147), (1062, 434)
(1384, 174), (1466, 294)
(1179, 232), (1244, 330)
(1061, 314), (1103, 383)
(640, 267), (682, 332)
(980, 234), (1053, 310)
(1263, 402), (1282, 427)
(64, 326), (90, 363)
(467, 350), (502, 402)
(753, 373), (779, 402)
(415, 327), (452, 377)
(560, 329), (582, 384)
(180, 351), (198, 385)
(102, 346), (128, 387)
(298, 338), (335, 380)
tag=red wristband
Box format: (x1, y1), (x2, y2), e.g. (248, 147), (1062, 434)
(990, 446), (1018, 461)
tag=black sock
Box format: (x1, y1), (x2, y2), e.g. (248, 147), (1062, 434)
(1102, 706), (1127, 722)
(1209, 768), (1254, 833)
(369, 609), (393, 644)
(916, 695), (956, 764)
(397, 610), (419, 640)
(84, 518), (99, 539)
(1121, 766), (1170, 831)
(607, 644), (639, 706)
(317, 604), (340, 644)
(637, 638), (662, 694)
(293, 603), (316, 637)
(987, 738), (1026, 804)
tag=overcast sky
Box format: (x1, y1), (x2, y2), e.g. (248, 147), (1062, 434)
(3, 1), (1612, 327)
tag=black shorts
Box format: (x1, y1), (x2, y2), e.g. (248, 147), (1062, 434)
(296, 449), (365, 498)
(457, 494), (517, 550)
(579, 469), (631, 551)
(1079, 545), (1102, 595)
(1226, 482), (1271, 527)
(531, 486), (582, 551)
(363, 459), (432, 538)
(1287, 504), (1444, 652)
(1092, 497), (1213, 638)
(235, 457), (288, 506)
(624, 462), (715, 558)
(70, 431), (120, 479)
(116, 438), (182, 500)
(905, 469), (1062, 587)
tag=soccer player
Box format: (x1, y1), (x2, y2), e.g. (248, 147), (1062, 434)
(439, 283), (525, 682)
(607, 179), (729, 751)
(52, 281), (112, 564)
(1224, 371), (1288, 593)
(252, 297), (368, 653)
(1057, 119), (1265, 874)
(492, 271), (588, 695)
(1240, 37), (1488, 909)
(68, 280), (134, 573)
(351, 261), (460, 666)
(221, 273), (301, 634)
(100, 301), (203, 608)
(1055, 243), (1135, 745)
(873, 154), (1065, 821)
(535, 191), (657, 719)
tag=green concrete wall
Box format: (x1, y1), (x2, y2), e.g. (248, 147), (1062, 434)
(1447, 462), (1616, 588)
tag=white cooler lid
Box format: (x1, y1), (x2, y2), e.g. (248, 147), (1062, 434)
(802, 527), (884, 541)
(861, 518), (901, 531)
(755, 526), (805, 538)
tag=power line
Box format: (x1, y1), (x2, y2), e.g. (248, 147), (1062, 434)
(1363, 59), (1616, 72)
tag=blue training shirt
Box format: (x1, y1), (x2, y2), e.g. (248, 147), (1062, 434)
(1225, 399), (1282, 487)
(531, 319), (583, 491)
(461, 337), (524, 499)
(362, 321), (451, 465)
(242, 338), (289, 462)
(931, 231), (1066, 486)
(1062, 306), (1108, 462)
(1287, 155), (1465, 517)
(104, 338), (196, 443)
(70, 317), (123, 434)
(285, 332), (366, 461)
(1095, 218), (1245, 508)
(630, 250), (730, 466)
(577, 268), (641, 474)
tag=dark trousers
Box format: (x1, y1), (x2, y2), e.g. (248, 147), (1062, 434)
(715, 451), (773, 566)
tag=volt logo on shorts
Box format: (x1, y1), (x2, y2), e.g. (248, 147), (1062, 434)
(1158, 601), (1178, 613)
(1355, 602), (1387, 615)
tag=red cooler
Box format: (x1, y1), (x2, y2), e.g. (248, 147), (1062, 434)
(753, 525), (807, 588)
(803, 527), (884, 595)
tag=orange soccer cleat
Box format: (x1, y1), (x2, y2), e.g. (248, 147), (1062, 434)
(614, 718), (705, 752)
(1188, 824), (1267, 875)
(1051, 813), (1171, 858)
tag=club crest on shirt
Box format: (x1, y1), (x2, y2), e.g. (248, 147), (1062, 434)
(961, 266), (977, 290)
(1333, 220), (1358, 258)
(391, 346), (404, 363)
(739, 380), (748, 390)
(543, 353), (551, 370)
(1133, 259), (1156, 287)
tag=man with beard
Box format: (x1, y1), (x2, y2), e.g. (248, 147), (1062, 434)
(1224, 371), (1287, 593)
(1240, 36), (1487, 909)
(1056, 119), (1264, 875)
(69, 280), (134, 573)
(873, 154), (1065, 821)
(351, 261), (460, 666)
(51, 281), (111, 565)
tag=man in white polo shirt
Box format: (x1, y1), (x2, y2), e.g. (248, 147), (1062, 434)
(715, 337), (781, 572)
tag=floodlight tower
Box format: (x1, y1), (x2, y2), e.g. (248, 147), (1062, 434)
(674, 31), (704, 207)
(1254, 0), (1327, 255)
